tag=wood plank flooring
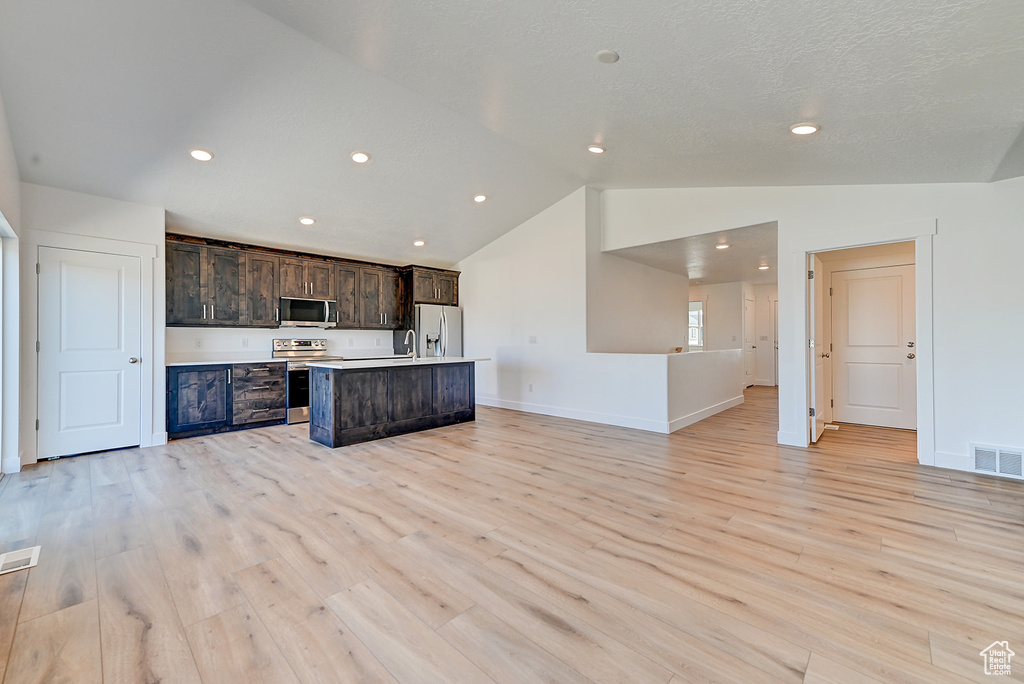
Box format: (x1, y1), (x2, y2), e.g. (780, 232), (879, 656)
(1, 386), (1022, 683)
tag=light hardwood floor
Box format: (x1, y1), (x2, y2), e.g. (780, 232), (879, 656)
(1, 386), (1022, 683)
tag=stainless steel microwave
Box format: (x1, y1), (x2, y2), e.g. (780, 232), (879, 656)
(279, 297), (337, 328)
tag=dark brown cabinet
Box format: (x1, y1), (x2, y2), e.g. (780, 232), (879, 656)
(280, 257), (336, 300)
(336, 264), (359, 328)
(245, 252), (279, 327)
(358, 266), (401, 329)
(167, 362), (287, 438)
(167, 365), (231, 434)
(167, 243), (245, 326)
(407, 267), (458, 306)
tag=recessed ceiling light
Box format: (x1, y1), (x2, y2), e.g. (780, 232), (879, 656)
(351, 151), (370, 164)
(588, 145), (605, 154)
(596, 50), (620, 64)
(473, 194), (487, 203)
(759, 265), (770, 270)
(716, 244), (730, 250)
(190, 148), (213, 162)
(299, 216), (316, 226)
(413, 240), (425, 247)
(790, 123), (819, 136)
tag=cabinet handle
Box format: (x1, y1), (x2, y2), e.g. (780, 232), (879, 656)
(275, 307), (279, 322)
(227, 369), (231, 384)
(304, 282), (307, 294)
(383, 313), (387, 325)
(249, 385), (270, 390)
(311, 282), (314, 296)
(203, 304), (207, 319)
(211, 303), (215, 320)
(251, 408), (270, 414)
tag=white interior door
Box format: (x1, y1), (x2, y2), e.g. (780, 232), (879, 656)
(743, 297), (756, 388)
(831, 265), (916, 429)
(809, 255), (826, 442)
(38, 247), (143, 459)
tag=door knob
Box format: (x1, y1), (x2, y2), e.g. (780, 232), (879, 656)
(907, 353), (915, 359)
(128, 357), (140, 364)
(820, 352), (830, 358)
(907, 341), (915, 348)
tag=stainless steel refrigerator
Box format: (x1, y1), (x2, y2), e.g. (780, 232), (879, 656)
(396, 304), (462, 358)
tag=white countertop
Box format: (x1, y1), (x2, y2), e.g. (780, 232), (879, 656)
(306, 356), (489, 370)
(166, 355), (285, 367)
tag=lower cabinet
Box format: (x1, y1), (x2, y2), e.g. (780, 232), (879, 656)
(167, 362), (287, 438)
(310, 362), (475, 448)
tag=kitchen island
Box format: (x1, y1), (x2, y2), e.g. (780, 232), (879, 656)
(307, 357), (487, 447)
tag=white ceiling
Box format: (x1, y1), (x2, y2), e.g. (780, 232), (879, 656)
(2, 0), (1023, 267)
(608, 222), (778, 286)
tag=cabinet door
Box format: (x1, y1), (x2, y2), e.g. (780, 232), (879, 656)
(308, 260), (335, 300)
(167, 365), (231, 434)
(336, 264), (359, 328)
(279, 258), (307, 298)
(382, 269), (402, 329)
(208, 248), (244, 325)
(359, 267), (383, 328)
(412, 270), (437, 303)
(166, 243), (207, 325)
(246, 252), (279, 327)
(436, 274), (458, 306)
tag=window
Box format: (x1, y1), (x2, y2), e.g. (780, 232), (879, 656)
(689, 301), (704, 349)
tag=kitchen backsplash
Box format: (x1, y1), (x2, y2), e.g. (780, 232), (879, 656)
(165, 327), (397, 358)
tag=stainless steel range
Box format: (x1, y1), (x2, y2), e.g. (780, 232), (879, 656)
(273, 339), (345, 424)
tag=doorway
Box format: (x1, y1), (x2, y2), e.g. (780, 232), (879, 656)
(37, 246), (144, 459)
(808, 241), (917, 443)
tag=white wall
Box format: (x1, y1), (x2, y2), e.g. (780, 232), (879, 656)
(602, 178), (1024, 471)
(585, 188), (689, 353)
(0, 89), (20, 473)
(753, 283), (778, 386)
(19, 183), (165, 465)
(166, 327), (395, 360)
(668, 350), (744, 431)
(689, 282), (743, 351)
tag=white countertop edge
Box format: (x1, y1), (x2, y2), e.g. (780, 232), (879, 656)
(306, 357), (489, 370)
(166, 358), (286, 367)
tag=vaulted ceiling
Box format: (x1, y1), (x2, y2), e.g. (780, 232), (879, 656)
(1, 0), (1022, 267)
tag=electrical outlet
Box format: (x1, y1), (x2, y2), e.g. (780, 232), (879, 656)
(347, 338), (354, 347)
(375, 338), (381, 346)
(528, 336), (537, 344)
(241, 338), (249, 348)
(194, 338), (203, 349)
(760, 335), (768, 341)
(528, 384), (534, 392)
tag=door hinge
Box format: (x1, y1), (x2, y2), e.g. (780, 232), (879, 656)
(831, 399), (834, 407)
(808, 270), (814, 279)
(35, 419), (39, 430)
(830, 343), (833, 352)
(809, 408), (816, 417)
(829, 287), (832, 296)
(35, 341), (40, 353)
(36, 263), (40, 274)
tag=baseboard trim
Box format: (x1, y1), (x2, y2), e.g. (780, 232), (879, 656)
(933, 450), (971, 472)
(476, 397), (670, 434)
(149, 432), (168, 447)
(777, 430), (807, 447)
(1, 455), (21, 474)
(667, 395), (744, 433)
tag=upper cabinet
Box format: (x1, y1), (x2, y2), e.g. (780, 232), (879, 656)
(166, 236), (456, 331)
(245, 251), (279, 327)
(406, 267), (459, 306)
(280, 257), (336, 300)
(358, 266), (402, 329)
(167, 242), (245, 326)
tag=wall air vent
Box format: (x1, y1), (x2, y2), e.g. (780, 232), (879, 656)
(972, 444), (1024, 479)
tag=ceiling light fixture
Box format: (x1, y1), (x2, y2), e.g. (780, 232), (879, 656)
(189, 148), (213, 162)
(758, 264), (770, 270)
(716, 244), (730, 250)
(473, 194), (487, 203)
(790, 123), (819, 136)
(596, 50), (620, 64)
(299, 216), (316, 226)
(588, 145), (605, 154)
(351, 151), (370, 164)
(413, 240), (425, 247)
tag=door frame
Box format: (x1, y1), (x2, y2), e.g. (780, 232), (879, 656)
(24, 230), (158, 466)
(782, 218), (935, 466)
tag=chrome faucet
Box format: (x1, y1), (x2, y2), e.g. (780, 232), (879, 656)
(403, 329), (418, 359)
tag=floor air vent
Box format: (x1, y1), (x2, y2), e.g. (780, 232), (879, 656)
(972, 444), (1024, 479)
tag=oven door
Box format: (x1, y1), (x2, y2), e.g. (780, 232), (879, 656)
(286, 367), (310, 424)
